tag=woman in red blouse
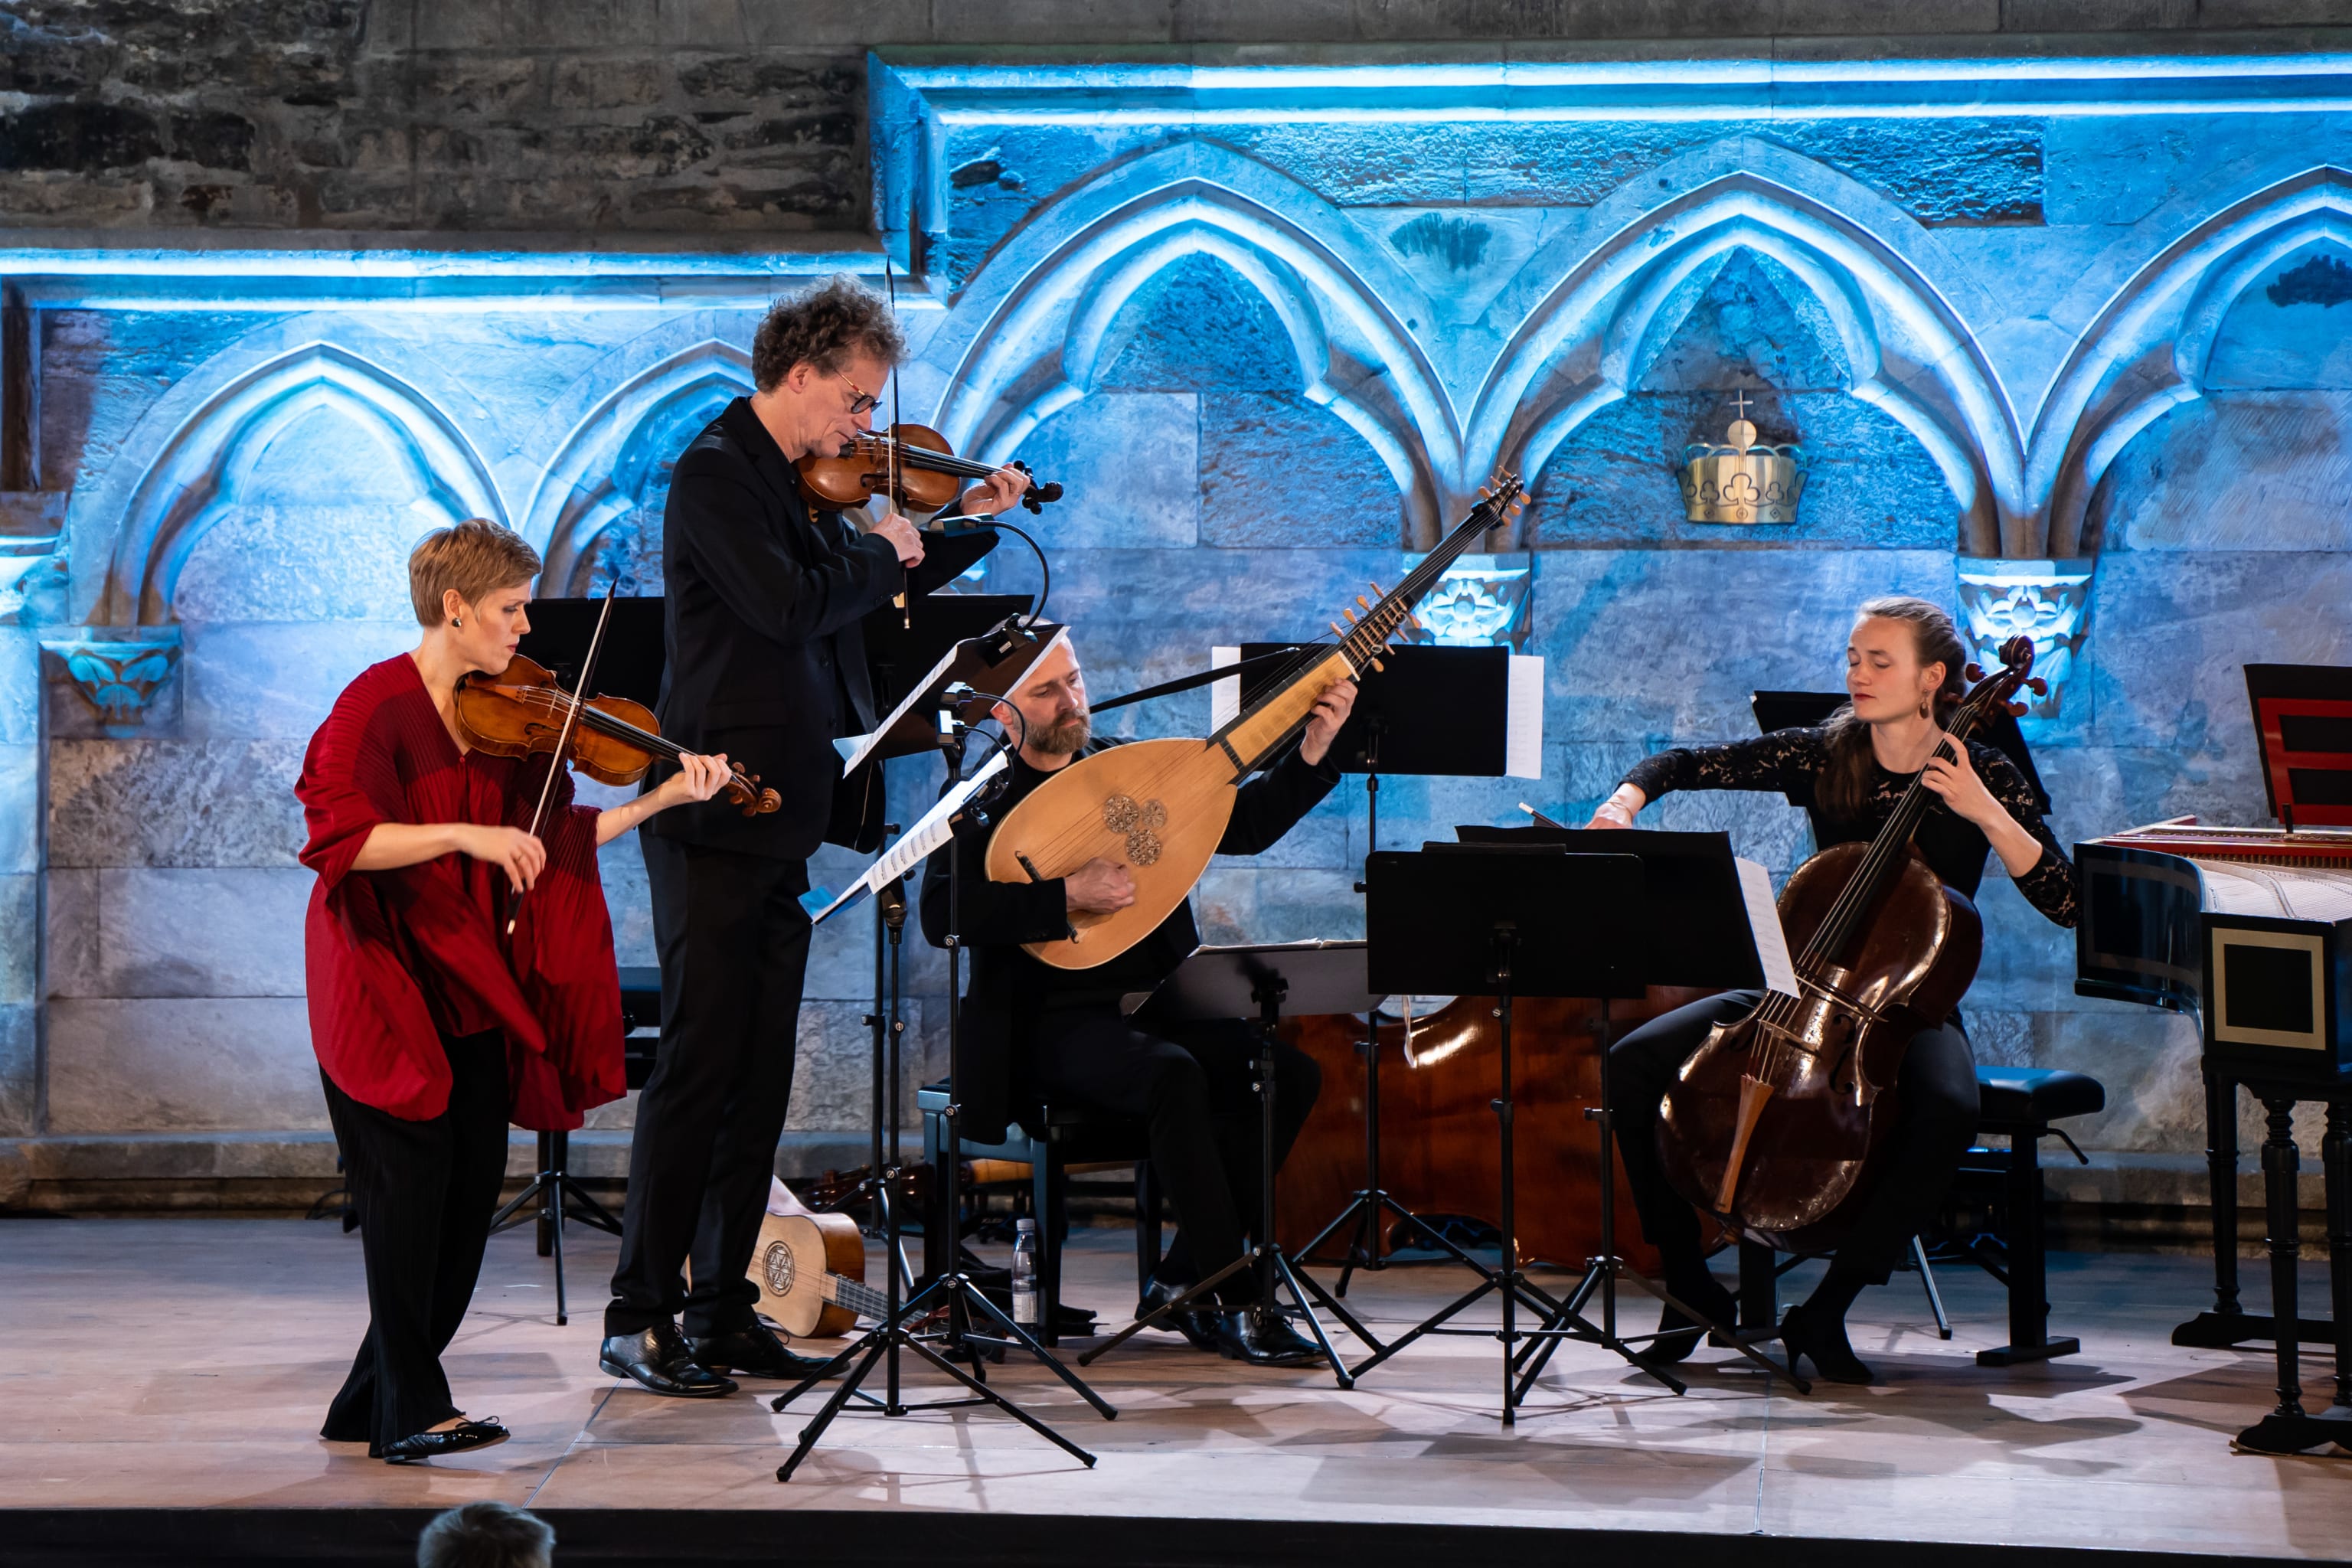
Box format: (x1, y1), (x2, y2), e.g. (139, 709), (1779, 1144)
(299, 518), (727, 1464)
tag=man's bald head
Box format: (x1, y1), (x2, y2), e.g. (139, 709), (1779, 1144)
(1000, 637), (1091, 767)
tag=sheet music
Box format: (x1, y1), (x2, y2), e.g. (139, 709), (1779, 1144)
(1507, 655), (1544, 780)
(807, 751), (1008, 925)
(1734, 856), (1801, 998)
(1210, 645), (1241, 729)
(835, 638), (965, 776)
(835, 626), (1070, 778)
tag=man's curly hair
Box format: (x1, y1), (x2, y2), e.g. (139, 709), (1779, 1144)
(750, 274), (906, 393)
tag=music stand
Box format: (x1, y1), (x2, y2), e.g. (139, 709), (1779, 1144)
(1217, 642), (1536, 1294)
(770, 704), (1115, 1483)
(1344, 844), (1642, 1420)
(487, 597), (671, 1322)
(819, 593), (1031, 1254)
(1076, 942), (1387, 1385)
(1451, 828), (1812, 1406)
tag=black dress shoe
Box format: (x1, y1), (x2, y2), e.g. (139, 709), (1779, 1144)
(1200, 1304), (1323, 1368)
(1134, 1276), (1217, 1352)
(600, 1323), (739, 1398)
(1779, 1302), (1874, 1385)
(384, 1417), (508, 1465)
(688, 1321), (838, 1380)
(1649, 1272), (1740, 1366)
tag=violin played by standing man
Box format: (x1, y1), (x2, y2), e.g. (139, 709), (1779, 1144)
(601, 276), (1025, 1397)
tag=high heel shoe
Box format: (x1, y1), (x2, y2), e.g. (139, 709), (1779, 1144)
(1648, 1273), (1739, 1366)
(1778, 1302), (1873, 1385)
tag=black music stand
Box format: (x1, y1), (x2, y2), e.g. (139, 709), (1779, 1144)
(1452, 828), (1812, 1406)
(820, 592), (1031, 1250)
(1223, 642), (1523, 1293)
(1346, 844), (1645, 1422)
(771, 701), (1115, 1483)
(1076, 942), (1387, 1386)
(488, 598), (668, 1323)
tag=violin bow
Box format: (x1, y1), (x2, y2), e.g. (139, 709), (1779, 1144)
(884, 256), (910, 632)
(506, 575), (619, 938)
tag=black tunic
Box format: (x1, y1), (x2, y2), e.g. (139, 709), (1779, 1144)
(1619, 726), (2078, 928)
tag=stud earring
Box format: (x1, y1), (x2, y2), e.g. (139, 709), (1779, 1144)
(452, 616), (463, 629)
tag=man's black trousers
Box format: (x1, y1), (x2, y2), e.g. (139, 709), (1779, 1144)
(608, 837), (812, 1338)
(1025, 1005), (1321, 1305)
(1609, 990), (1979, 1287)
(319, 1027), (508, 1456)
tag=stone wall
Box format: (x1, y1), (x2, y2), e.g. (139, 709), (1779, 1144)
(2, 22), (2350, 1218)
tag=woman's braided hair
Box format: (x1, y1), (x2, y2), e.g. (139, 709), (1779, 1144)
(750, 273), (905, 392)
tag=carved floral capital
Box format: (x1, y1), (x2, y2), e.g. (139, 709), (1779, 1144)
(1955, 558), (2093, 728)
(41, 627), (183, 726)
(1401, 552), (1534, 649)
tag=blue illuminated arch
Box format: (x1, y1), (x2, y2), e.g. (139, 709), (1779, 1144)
(101, 343), (505, 626)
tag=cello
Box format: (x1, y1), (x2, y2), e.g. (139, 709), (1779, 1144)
(1655, 635), (2042, 1252)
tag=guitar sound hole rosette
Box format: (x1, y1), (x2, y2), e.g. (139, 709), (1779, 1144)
(763, 1240), (795, 1295)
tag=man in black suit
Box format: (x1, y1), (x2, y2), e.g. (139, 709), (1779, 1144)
(601, 276), (1020, 1396)
(920, 637), (1355, 1366)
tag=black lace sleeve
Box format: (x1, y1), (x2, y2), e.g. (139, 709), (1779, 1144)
(1974, 744), (2079, 929)
(1620, 727), (1829, 805)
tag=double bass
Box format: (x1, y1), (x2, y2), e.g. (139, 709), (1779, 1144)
(1276, 996), (1685, 1272)
(1655, 636), (2043, 1251)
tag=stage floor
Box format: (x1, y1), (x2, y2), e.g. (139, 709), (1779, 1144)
(3, 1217), (2347, 1563)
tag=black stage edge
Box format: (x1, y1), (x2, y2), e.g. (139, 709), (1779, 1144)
(7, 1510), (2331, 1568)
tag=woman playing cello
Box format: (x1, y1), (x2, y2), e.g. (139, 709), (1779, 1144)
(1587, 596), (2079, 1383)
(298, 518), (728, 1462)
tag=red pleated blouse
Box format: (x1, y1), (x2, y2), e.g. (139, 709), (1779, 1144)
(296, 654), (626, 1128)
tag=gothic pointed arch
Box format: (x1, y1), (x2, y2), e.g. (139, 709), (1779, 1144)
(100, 343), (505, 626)
(2037, 166), (2352, 557)
(926, 140), (1457, 541)
(1475, 146), (2017, 554)
(524, 338), (756, 594)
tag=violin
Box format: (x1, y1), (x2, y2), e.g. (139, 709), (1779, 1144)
(795, 423), (1063, 516)
(453, 654), (780, 818)
(1654, 635), (2043, 1253)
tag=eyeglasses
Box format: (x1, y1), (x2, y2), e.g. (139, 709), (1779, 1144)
(838, 372), (880, 417)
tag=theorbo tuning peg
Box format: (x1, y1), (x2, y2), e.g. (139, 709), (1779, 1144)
(1964, 663), (1984, 683)
(2027, 677), (2049, 697)
(2005, 701), (2029, 717)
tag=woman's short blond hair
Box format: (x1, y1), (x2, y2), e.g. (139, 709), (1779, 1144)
(407, 518), (542, 627)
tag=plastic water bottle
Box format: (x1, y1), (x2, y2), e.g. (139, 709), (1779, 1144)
(1011, 1217), (1040, 1328)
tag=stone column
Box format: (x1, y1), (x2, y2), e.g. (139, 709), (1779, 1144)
(0, 541), (62, 1155)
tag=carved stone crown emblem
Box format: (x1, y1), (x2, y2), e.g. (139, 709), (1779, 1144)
(1680, 393), (1805, 525)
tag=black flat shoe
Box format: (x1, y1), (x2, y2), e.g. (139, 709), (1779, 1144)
(1779, 1302), (1874, 1385)
(600, 1323), (738, 1398)
(1135, 1276), (1218, 1352)
(1649, 1273), (1740, 1366)
(1201, 1304), (1322, 1368)
(688, 1322), (838, 1380)
(384, 1417), (508, 1465)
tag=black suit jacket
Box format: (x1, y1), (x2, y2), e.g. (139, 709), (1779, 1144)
(920, 737), (1341, 1142)
(646, 397), (995, 861)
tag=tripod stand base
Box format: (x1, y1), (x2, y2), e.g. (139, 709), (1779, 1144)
(770, 1271), (1115, 1482)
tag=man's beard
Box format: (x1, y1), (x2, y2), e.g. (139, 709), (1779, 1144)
(1031, 710), (1090, 756)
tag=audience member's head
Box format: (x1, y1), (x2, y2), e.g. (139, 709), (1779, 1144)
(416, 1501), (554, 1568)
